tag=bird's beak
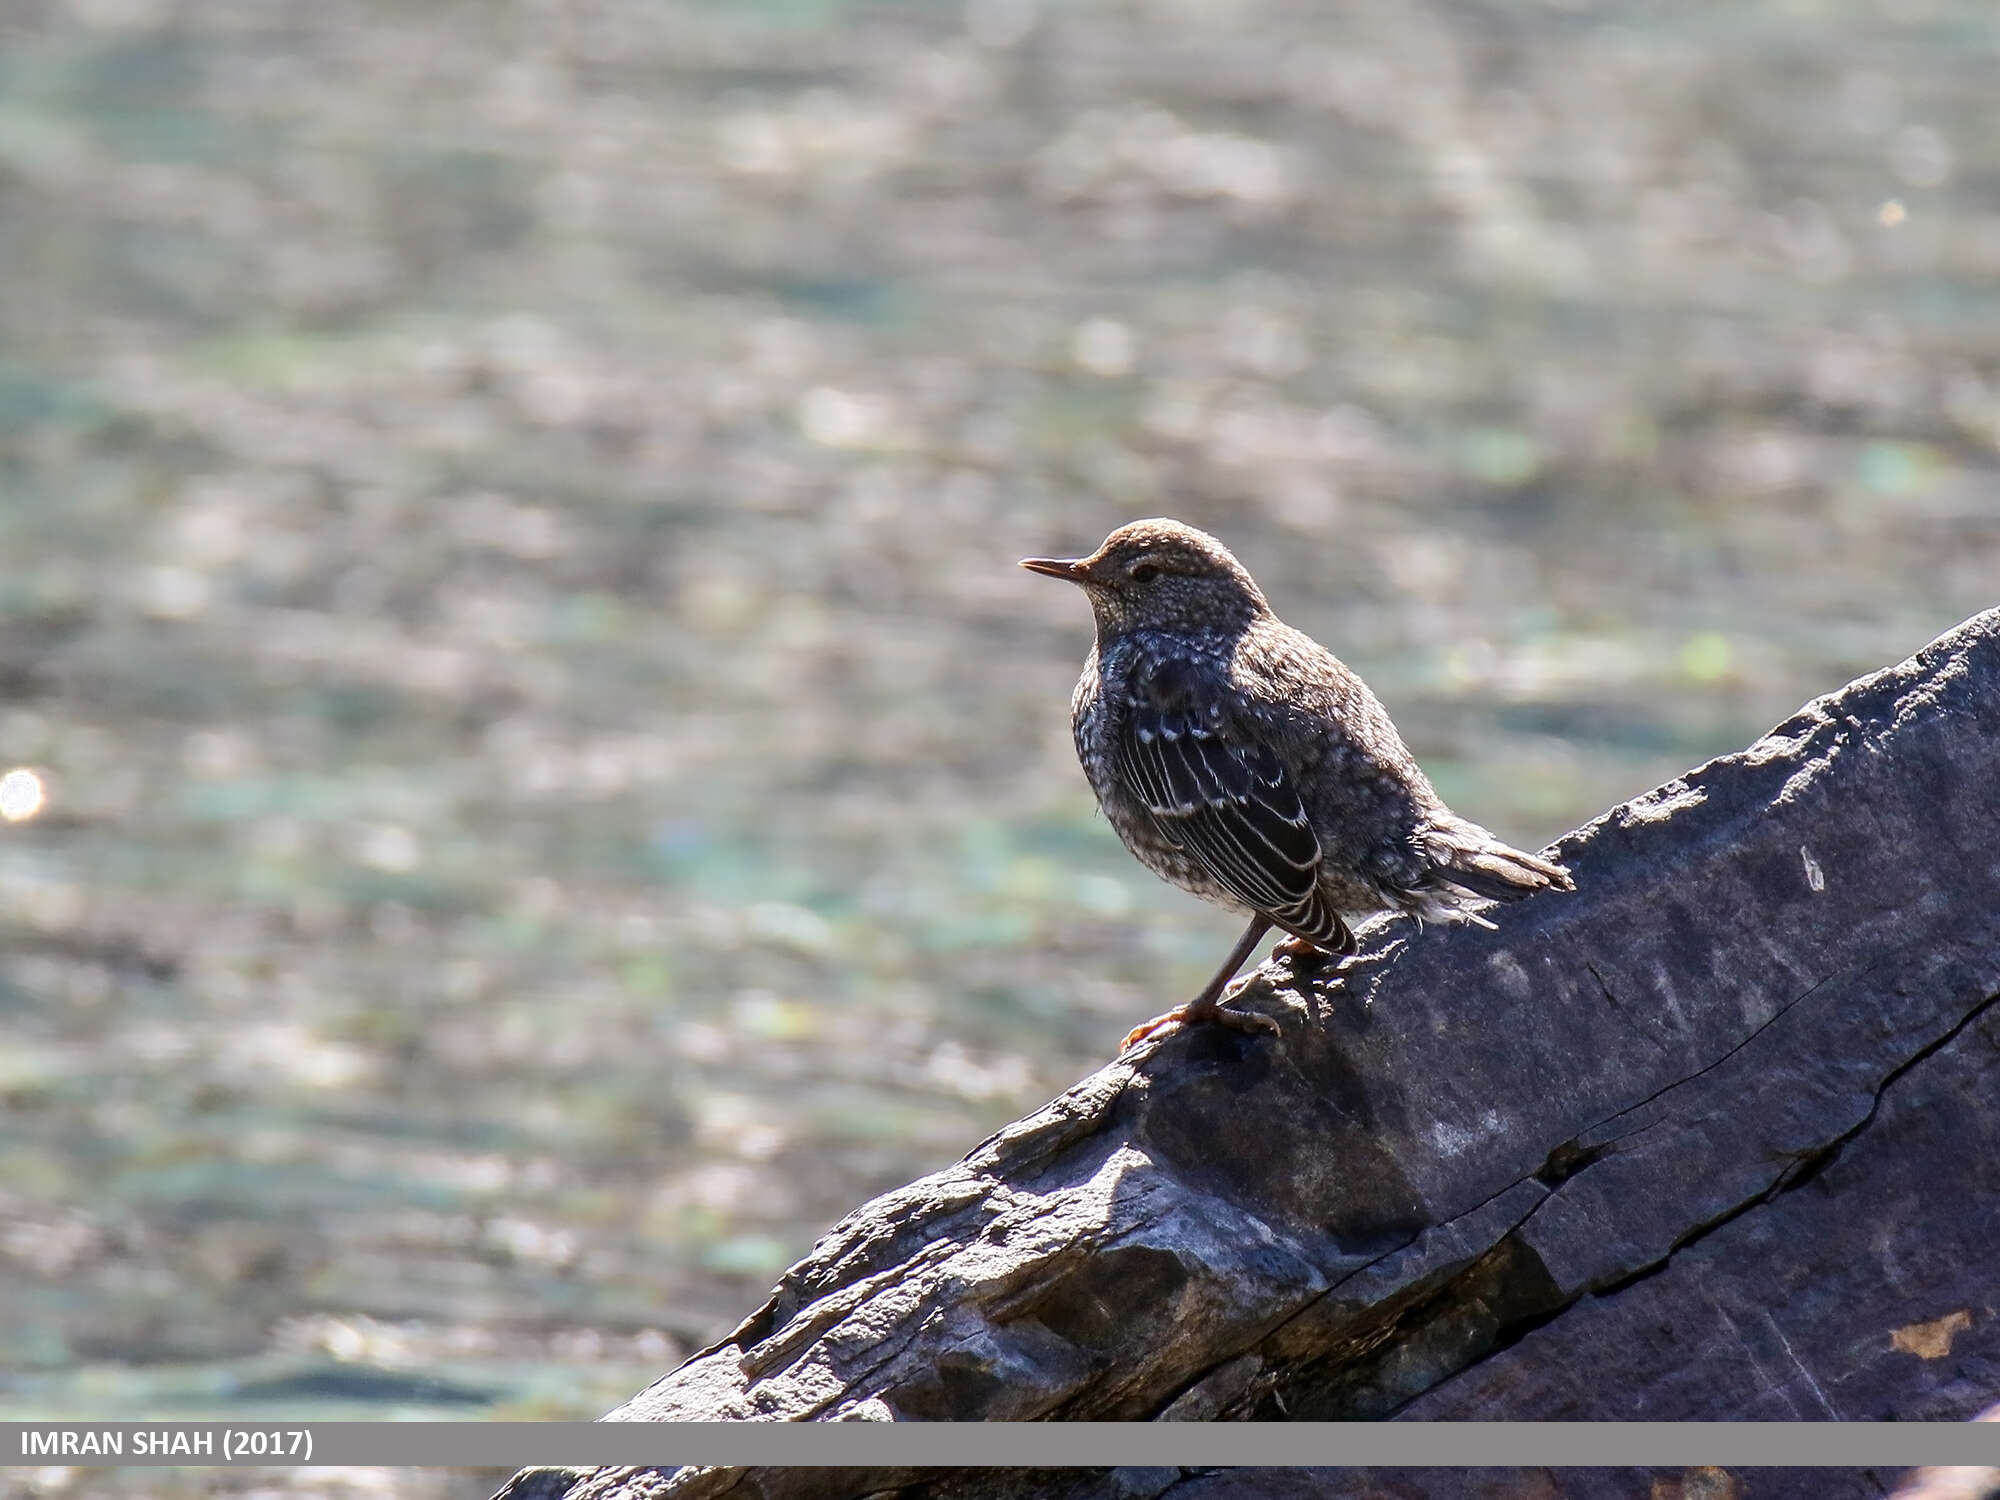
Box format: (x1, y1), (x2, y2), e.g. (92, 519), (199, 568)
(1019, 556), (1090, 583)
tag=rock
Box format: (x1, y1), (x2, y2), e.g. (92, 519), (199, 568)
(498, 609), (2000, 1500)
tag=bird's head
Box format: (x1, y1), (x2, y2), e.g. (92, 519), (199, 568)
(1020, 518), (1270, 636)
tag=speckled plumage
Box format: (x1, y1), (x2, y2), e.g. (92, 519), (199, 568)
(1023, 518), (1573, 1049)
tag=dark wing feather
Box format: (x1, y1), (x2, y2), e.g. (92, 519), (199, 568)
(1115, 653), (1350, 949)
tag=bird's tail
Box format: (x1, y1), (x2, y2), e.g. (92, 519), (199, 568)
(1423, 818), (1575, 905)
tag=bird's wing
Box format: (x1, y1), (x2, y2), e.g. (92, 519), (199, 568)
(1114, 652), (1350, 948)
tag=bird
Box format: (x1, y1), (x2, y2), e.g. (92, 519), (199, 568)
(1022, 518), (1573, 1051)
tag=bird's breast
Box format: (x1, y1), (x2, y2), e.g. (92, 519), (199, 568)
(1069, 652), (1120, 797)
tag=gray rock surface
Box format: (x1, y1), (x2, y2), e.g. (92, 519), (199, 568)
(499, 608), (2000, 1500)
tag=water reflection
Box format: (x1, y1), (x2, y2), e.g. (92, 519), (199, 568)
(0, 768), (45, 822)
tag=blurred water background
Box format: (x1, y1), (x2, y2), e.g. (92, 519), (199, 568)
(1, 0), (1998, 1473)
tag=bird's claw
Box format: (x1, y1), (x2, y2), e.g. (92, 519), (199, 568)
(1276, 931), (1356, 964)
(1120, 996), (1282, 1052)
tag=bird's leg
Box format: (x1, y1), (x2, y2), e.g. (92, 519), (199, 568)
(1121, 914), (1281, 1051)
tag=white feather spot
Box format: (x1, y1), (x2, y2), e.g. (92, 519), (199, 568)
(1801, 846), (1825, 892)
(1137, 728), (1155, 744)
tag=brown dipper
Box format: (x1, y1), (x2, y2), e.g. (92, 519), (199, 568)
(1023, 518), (1573, 1050)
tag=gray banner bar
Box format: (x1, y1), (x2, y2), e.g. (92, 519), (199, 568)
(2, 1422), (1997, 1467)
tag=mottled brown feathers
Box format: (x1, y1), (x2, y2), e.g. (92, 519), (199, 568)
(1027, 518), (1573, 958)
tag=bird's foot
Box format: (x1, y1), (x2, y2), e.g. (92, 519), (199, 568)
(1120, 982), (1282, 1052)
(1273, 935), (1323, 962)
(1277, 913), (1357, 964)
(1273, 936), (1345, 973)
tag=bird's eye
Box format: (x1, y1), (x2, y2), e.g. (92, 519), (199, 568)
(1130, 563), (1161, 584)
